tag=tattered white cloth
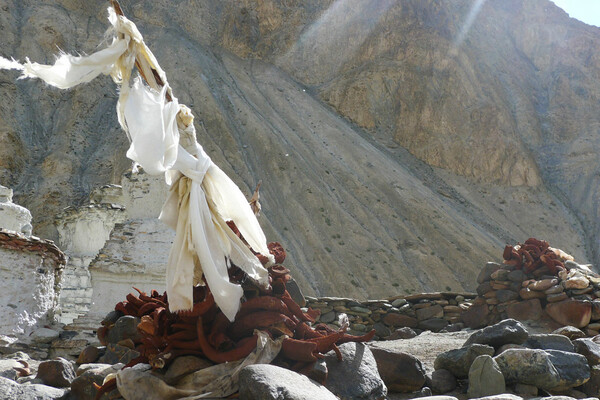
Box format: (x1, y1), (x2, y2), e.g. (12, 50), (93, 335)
(0, 7), (272, 321)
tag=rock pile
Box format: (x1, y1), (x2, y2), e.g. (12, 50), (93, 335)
(465, 259), (600, 334)
(429, 318), (600, 399)
(306, 291), (477, 339)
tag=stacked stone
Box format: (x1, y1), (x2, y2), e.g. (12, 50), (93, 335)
(432, 319), (599, 398)
(305, 292), (477, 338)
(465, 260), (600, 335)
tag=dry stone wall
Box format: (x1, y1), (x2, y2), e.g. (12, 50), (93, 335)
(464, 260), (600, 335)
(306, 292), (477, 339)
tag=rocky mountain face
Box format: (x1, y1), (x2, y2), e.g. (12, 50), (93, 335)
(0, 0), (598, 299)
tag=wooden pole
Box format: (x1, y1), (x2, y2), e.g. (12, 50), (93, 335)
(108, 0), (173, 102)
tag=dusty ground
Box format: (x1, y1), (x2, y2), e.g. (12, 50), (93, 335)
(369, 331), (472, 400)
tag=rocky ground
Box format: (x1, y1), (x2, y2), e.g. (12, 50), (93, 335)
(2, 317), (600, 399)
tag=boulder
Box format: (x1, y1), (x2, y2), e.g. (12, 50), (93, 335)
(71, 363), (124, 400)
(461, 303), (490, 329)
(324, 342), (387, 400)
(239, 364), (338, 400)
(545, 300), (592, 328)
(513, 383), (537, 397)
(581, 365), (600, 397)
(383, 313), (418, 328)
(29, 328), (60, 345)
(36, 358), (75, 388)
(478, 263), (502, 284)
(467, 355), (505, 398)
(0, 359), (22, 380)
(529, 278), (558, 291)
(496, 290), (518, 303)
(546, 350), (591, 390)
(370, 347), (425, 393)
(418, 318), (448, 332)
(464, 319), (528, 348)
(427, 369), (456, 394)
(416, 305), (444, 321)
(506, 299), (542, 321)
(77, 345), (105, 365)
(0, 376), (66, 399)
(523, 334), (575, 352)
(386, 327), (417, 340)
(552, 326), (586, 341)
(434, 344), (494, 379)
(494, 348), (560, 390)
(98, 343), (141, 365)
(107, 316), (141, 344)
(573, 338), (600, 366)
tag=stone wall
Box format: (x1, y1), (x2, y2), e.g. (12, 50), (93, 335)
(463, 260), (600, 335)
(306, 292), (477, 339)
(0, 230), (65, 337)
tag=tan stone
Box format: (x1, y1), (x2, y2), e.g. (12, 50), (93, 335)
(383, 313), (418, 328)
(528, 279), (558, 292)
(507, 299), (542, 321)
(416, 304), (444, 321)
(519, 288), (546, 300)
(545, 299), (592, 328)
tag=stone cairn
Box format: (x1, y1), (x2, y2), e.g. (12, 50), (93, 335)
(463, 237), (600, 335)
(306, 291), (477, 339)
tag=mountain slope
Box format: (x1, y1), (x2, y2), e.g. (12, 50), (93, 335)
(0, 0), (596, 298)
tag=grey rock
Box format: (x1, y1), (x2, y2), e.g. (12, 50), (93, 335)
(107, 316), (141, 344)
(434, 344), (495, 379)
(98, 343), (141, 365)
(320, 311), (336, 324)
(546, 350), (591, 390)
(513, 383), (537, 397)
(101, 310), (124, 327)
(0, 359), (21, 380)
(418, 318), (448, 332)
(573, 338), (600, 366)
(427, 369), (456, 394)
(523, 334), (575, 352)
(373, 322), (391, 338)
(494, 348), (560, 390)
(370, 347), (425, 393)
(386, 327), (417, 340)
(470, 396), (523, 400)
(467, 355), (505, 398)
(464, 319), (529, 348)
(553, 326), (587, 341)
(238, 364), (337, 400)
(36, 357), (75, 388)
(324, 342), (387, 399)
(286, 278), (306, 307)
(414, 396), (458, 400)
(29, 328), (60, 345)
(392, 298), (408, 308)
(507, 269), (526, 282)
(496, 290), (518, 303)
(71, 363), (124, 400)
(0, 376), (67, 399)
(478, 263), (502, 284)
(580, 364), (600, 397)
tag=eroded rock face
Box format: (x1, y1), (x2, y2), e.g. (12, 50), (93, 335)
(0, 0), (598, 302)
